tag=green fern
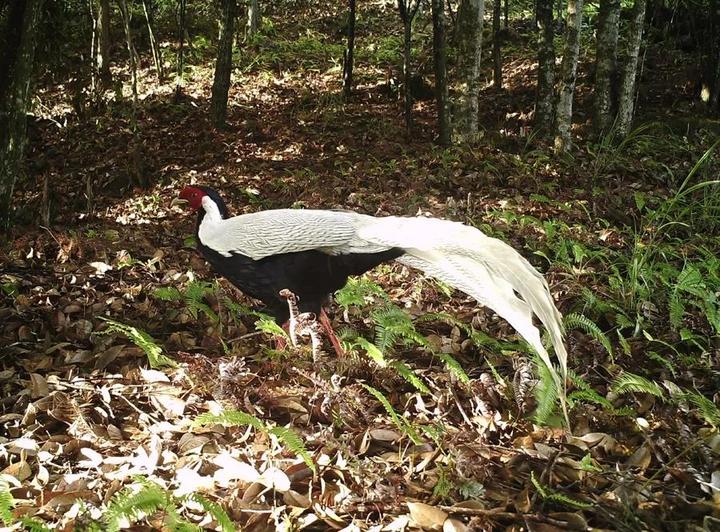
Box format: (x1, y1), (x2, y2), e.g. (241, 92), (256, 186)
(355, 336), (387, 367)
(193, 410), (265, 431)
(534, 356), (560, 424)
(611, 372), (665, 399)
(530, 471), (592, 509)
(389, 360), (430, 394)
(564, 313), (613, 360)
(335, 277), (388, 310)
(567, 371), (614, 410)
(104, 480), (170, 532)
(152, 286), (183, 301)
(184, 495), (236, 532)
(254, 316), (290, 340)
(682, 389), (720, 428)
(0, 476), (14, 525)
(435, 352), (470, 384)
(98, 318), (176, 368)
(194, 410), (315, 472)
(19, 517), (52, 532)
(363, 384), (422, 444)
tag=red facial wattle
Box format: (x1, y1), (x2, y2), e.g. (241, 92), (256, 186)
(178, 186), (206, 210)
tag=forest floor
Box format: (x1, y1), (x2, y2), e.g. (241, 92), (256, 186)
(1, 3), (720, 531)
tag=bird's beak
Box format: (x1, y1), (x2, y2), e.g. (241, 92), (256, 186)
(170, 197), (188, 208)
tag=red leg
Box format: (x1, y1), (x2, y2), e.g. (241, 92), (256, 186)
(319, 308), (345, 357)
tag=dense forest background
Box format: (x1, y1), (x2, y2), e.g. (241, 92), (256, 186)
(1, 0), (720, 530)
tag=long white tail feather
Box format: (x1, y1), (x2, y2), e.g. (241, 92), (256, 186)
(364, 216), (567, 379)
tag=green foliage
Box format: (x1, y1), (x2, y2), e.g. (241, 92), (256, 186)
(362, 384), (422, 444)
(194, 410), (315, 473)
(335, 277), (388, 310)
(681, 389), (720, 428)
(530, 471), (592, 509)
(534, 355), (561, 424)
(610, 372), (665, 399)
(103, 476), (235, 532)
(153, 281), (219, 322)
(98, 318), (176, 368)
(564, 313), (613, 360)
(0, 476), (14, 525)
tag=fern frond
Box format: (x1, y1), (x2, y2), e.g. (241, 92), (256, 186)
(355, 337), (387, 367)
(269, 427), (316, 472)
(18, 517), (52, 532)
(152, 286), (183, 301)
(564, 313), (613, 359)
(389, 360), (430, 393)
(335, 277), (388, 310)
(105, 481), (170, 532)
(682, 389), (720, 428)
(193, 410), (264, 431)
(254, 316), (289, 340)
(0, 476), (15, 525)
(534, 357), (560, 424)
(184, 495), (236, 532)
(611, 372), (664, 399)
(362, 384), (421, 444)
(530, 471), (592, 509)
(435, 352), (470, 384)
(98, 318), (176, 368)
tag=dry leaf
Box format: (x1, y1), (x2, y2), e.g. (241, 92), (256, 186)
(407, 502), (448, 530)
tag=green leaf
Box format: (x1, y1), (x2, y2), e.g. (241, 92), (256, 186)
(97, 318), (176, 368)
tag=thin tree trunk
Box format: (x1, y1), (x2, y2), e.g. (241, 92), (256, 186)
(616, 0), (647, 137)
(142, 0), (164, 82)
(535, 0), (555, 130)
(504, 0), (509, 28)
(343, 0), (356, 99)
(454, 0), (484, 139)
(175, 0), (187, 98)
(0, 0), (44, 227)
(96, 0), (112, 85)
(432, 0), (451, 145)
(594, 0), (620, 136)
(118, 0), (146, 187)
(553, 0), (584, 153)
(210, 0), (237, 128)
(246, 0), (260, 39)
(398, 0), (421, 134)
(493, 0), (503, 88)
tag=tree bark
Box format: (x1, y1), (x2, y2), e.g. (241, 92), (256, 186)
(535, 0), (555, 130)
(343, 0), (356, 99)
(553, 0), (583, 153)
(594, 0), (620, 136)
(142, 0), (164, 82)
(454, 0), (484, 139)
(246, 0), (260, 39)
(493, 0), (503, 88)
(0, 0), (44, 227)
(90, 0), (112, 93)
(118, 0), (146, 187)
(175, 0), (187, 98)
(398, 0), (421, 134)
(616, 0), (647, 137)
(210, 0), (237, 128)
(432, 0), (451, 145)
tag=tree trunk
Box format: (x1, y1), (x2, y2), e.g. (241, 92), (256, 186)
(535, 0), (555, 130)
(504, 0), (509, 29)
(432, 0), (451, 145)
(398, 0), (421, 134)
(493, 0), (503, 88)
(246, 0), (260, 39)
(343, 0), (356, 99)
(616, 0), (647, 137)
(175, 0), (187, 98)
(210, 0), (237, 128)
(454, 0), (484, 139)
(0, 0), (44, 228)
(594, 0), (620, 136)
(553, 0), (583, 153)
(142, 0), (164, 82)
(96, 0), (112, 85)
(118, 0), (146, 187)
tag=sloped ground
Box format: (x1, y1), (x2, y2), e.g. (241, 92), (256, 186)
(1, 4), (720, 530)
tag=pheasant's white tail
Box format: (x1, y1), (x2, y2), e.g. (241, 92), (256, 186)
(362, 216), (567, 380)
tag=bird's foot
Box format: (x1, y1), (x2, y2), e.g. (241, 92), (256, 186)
(319, 308), (345, 358)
